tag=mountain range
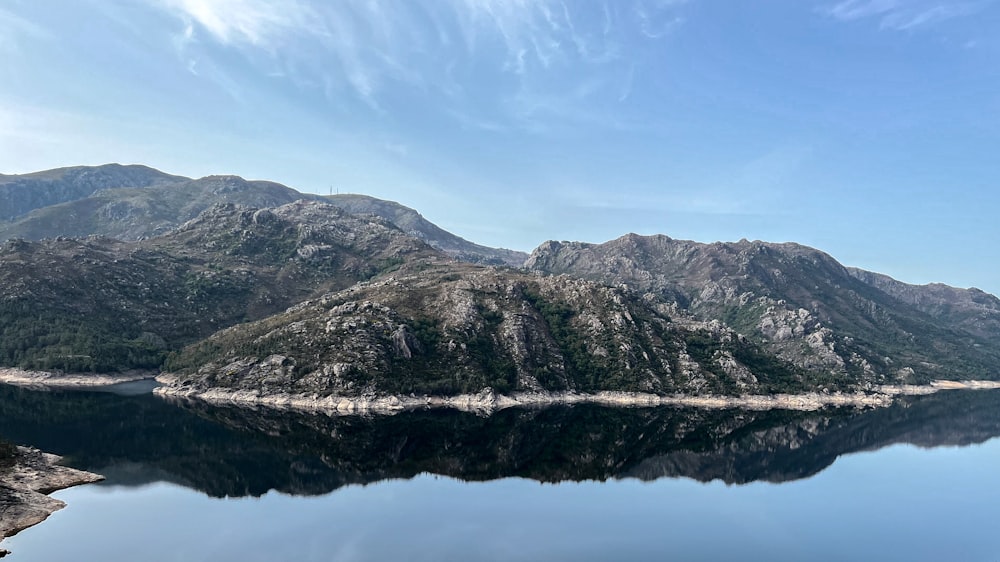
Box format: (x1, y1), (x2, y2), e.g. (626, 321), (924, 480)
(1, 164), (997, 402)
(0, 165), (524, 265)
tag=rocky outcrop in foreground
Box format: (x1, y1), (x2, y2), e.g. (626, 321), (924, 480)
(0, 447), (103, 556)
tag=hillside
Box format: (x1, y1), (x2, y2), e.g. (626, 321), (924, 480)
(325, 194), (527, 266)
(525, 234), (1000, 384)
(0, 164), (187, 221)
(164, 262), (830, 399)
(0, 200), (439, 372)
(0, 175), (320, 241)
(848, 267), (1000, 340)
(0, 165), (523, 266)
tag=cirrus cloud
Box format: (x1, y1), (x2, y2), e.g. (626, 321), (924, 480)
(821, 0), (992, 30)
(151, 0), (685, 122)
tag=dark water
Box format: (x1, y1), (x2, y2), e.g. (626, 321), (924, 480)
(3, 384), (1000, 561)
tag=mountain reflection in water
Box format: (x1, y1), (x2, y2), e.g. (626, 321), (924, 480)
(2, 384), (1000, 497)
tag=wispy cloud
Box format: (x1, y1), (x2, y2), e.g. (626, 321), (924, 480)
(447, 0), (633, 73)
(635, 0), (685, 38)
(159, 0), (317, 46)
(821, 0), (991, 30)
(735, 143), (814, 193)
(150, 0), (686, 127)
(158, 0), (394, 108)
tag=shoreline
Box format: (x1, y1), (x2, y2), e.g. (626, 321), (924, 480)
(0, 368), (156, 389)
(2, 366), (998, 415)
(0, 447), (104, 557)
(153, 375), (1000, 415)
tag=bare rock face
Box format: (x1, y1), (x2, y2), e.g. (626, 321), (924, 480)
(0, 447), (104, 553)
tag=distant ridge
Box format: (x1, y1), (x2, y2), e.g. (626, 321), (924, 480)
(847, 267), (1000, 340)
(0, 164), (525, 266)
(0, 164), (187, 221)
(0, 175), (310, 241)
(525, 233), (1000, 384)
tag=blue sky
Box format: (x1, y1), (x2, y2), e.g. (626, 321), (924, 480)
(2, 0), (999, 294)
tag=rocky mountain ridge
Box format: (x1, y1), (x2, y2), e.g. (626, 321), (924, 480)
(0, 166), (523, 266)
(0, 164), (997, 405)
(163, 262), (819, 400)
(847, 267), (1000, 340)
(0, 175), (309, 241)
(525, 234), (1000, 384)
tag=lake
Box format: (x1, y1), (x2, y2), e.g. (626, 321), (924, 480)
(3, 382), (1000, 561)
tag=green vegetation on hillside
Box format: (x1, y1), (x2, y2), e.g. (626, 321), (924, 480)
(522, 289), (591, 390)
(0, 303), (166, 372)
(0, 438), (17, 469)
(0, 200), (440, 374)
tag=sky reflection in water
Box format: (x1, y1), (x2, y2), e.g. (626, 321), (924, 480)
(11, 440), (1000, 562)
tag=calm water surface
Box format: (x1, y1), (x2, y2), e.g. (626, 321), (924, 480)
(3, 383), (1000, 561)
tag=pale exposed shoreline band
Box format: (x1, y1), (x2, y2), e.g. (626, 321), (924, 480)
(2, 367), (999, 415)
(151, 378), (1000, 414)
(0, 368), (155, 388)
